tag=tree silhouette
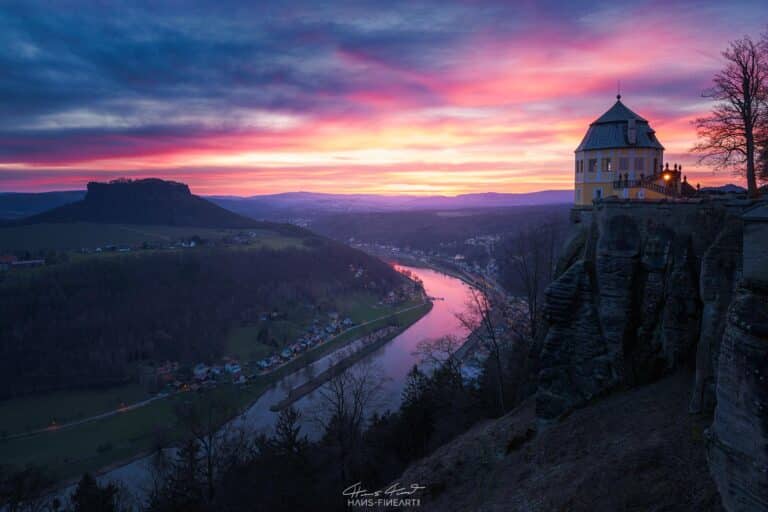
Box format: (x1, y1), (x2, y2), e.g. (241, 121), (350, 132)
(693, 35), (768, 197)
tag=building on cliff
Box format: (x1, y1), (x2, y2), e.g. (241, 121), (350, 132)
(574, 95), (695, 206)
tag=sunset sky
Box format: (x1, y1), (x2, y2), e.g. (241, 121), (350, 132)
(0, 0), (765, 195)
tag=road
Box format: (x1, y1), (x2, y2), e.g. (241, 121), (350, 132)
(4, 301), (429, 442)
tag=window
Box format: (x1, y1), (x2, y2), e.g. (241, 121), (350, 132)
(634, 157), (644, 171)
(653, 158), (658, 173)
(575, 160), (580, 173)
(575, 189), (582, 202)
(619, 158), (629, 171)
(602, 158), (612, 172)
(637, 189), (645, 199)
(588, 159), (597, 172)
(594, 188), (602, 199)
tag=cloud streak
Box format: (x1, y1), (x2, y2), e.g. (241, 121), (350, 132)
(0, 0), (765, 193)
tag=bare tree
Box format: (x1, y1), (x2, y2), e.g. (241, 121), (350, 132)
(503, 220), (562, 340)
(693, 35), (768, 197)
(312, 357), (385, 482)
(414, 335), (463, 377)
(169, 397), (247, 504)
(456, 284), (507, 414)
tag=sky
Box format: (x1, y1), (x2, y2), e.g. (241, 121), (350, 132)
(0, 0), (765, 196)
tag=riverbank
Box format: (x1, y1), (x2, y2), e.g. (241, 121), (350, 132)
(0, 300), (433, 487)
(269, 323), (419, 412)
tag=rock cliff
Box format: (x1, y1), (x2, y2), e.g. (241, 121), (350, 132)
(537, 198), (768, 511)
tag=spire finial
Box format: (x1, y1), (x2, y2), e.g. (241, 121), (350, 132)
(617, 80), (621, 100)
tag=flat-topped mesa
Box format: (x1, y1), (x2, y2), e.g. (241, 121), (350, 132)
(573, 96), (695, 206)
(23, 177), (268, 229)
(85, 178), (192, 202)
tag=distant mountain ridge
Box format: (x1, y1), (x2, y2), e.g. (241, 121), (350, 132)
(18, 179), (299, 232)
(0, 190), (85, 219)
(208, 190), (573, 219)
(1, 188), (574, 222)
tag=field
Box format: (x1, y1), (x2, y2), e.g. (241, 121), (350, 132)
(0, 222), (301, 252)
(0, 301), (431, 482)
(224, 291), (407, 362)
(0, 384), (148, 437)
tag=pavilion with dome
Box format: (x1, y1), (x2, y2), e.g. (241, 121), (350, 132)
(573, 95), (695, 206)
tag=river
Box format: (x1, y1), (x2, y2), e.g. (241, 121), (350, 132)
(64, 265), (475, 507)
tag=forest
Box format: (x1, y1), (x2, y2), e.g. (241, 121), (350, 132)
(310, 204), (570, 251)
(0, 239), (406, 399)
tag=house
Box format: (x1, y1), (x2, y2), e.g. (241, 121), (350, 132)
(193, 363), (210, 379)
(224, 362), (241, 374)
(574, 95), (696, 206)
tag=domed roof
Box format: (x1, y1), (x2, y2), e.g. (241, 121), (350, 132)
(575, 96), (664, 152)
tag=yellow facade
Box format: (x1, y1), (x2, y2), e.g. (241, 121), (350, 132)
(574, 147), (663, 206)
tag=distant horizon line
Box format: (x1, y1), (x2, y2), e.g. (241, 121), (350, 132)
(0, 187), (577, 198)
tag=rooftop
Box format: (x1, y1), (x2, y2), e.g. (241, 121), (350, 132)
(576, 95), (664, 152)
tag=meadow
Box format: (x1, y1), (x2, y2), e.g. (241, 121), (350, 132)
(0, 302), (431, 482)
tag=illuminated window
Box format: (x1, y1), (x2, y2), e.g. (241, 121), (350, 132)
(602, 158), (612, 171)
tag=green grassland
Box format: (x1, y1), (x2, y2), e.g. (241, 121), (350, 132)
(0, 302), (431, 482)
(0, 383), (149, 437)
(0, 222), (302, 252)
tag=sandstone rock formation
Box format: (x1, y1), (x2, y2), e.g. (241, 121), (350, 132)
(537, 200), (733, 420)
(707, 285), (768, 511)
(537, 198), (768, 511)
(706, 204), (768, 511)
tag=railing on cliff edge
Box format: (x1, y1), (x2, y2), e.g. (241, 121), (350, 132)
(612, 177), (679, 197)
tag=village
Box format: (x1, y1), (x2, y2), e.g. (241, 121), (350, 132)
(136, 271), (427, 398)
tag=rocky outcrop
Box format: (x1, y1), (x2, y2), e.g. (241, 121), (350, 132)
(707, 285), (768, 511)
(690, 220), (742, 413)
(706, 204), (768, 511)
(537, 200), (731, 420)
(538, 198), (768, 511)
(537, 260), (614, 419)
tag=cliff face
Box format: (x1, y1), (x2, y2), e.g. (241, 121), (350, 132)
(537, 201), (732, 420)
(707, 286), (768, 510)
(537, 199), (768, 511)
